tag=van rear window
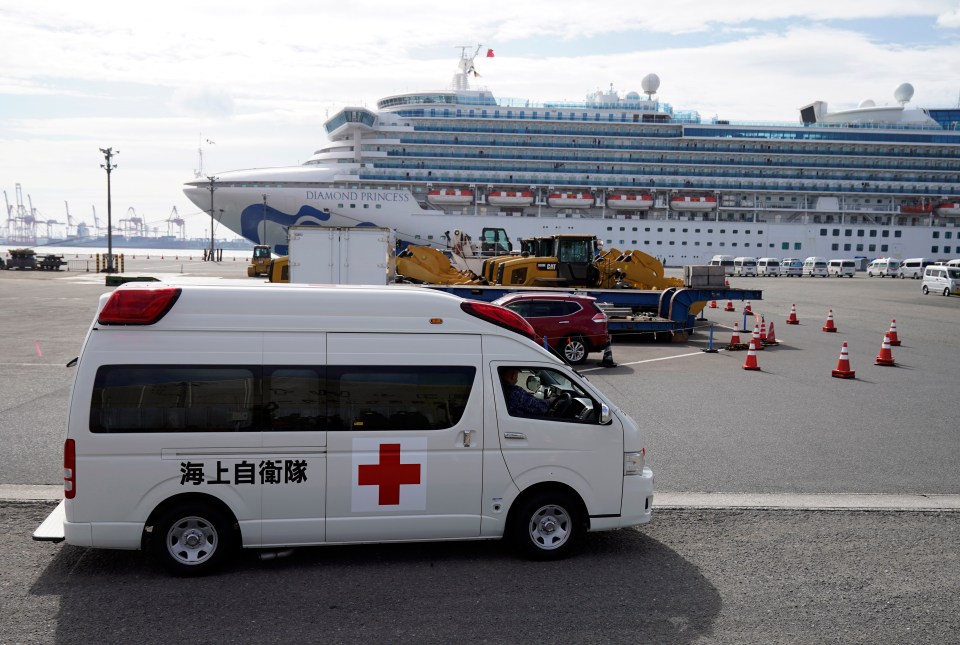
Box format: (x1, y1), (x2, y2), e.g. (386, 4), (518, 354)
(91, 365), (476, 433)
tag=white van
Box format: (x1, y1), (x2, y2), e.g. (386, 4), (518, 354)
(732, 257), (758, 277)
(802, 257), (828, 277)
(827, 259), (856, 278)
(708, 255), (735, 276)
(34, 283), (653, 575)
(867, 258), (901, 278)
(756, 258), (780, 276)
(780, 258), (803, 277)
(900, 258), (935, 279)
(922, 265), (960, 296)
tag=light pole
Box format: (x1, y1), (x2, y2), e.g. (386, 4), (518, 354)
(99, 147), (118, 272)
(207, 176), (217, 261)
(261, 194), (268, 246)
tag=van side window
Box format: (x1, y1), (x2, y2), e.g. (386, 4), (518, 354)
(91, 366), (259, 433)
(499, 366), (598, 422)
(328, 366), (475, 431)
(91, 365), (476, 433)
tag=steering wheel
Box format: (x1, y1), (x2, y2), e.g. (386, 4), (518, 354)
(548, 392), (573, 417)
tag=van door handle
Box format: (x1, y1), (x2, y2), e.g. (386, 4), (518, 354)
(463, 428), (472, 447)
(503, 431), (526, 440)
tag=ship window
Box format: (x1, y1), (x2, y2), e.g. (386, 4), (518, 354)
(376, 204), (382, 209)
(363, 204), (369, 208)
(869, 244), (876, 252)
(632, 240), (637, 245)
(682, 229), (688, 233)
(632, 227), (637, 232)
(732, 229), (738, 234)
(869, 230), (877, 237)
(732, 243), (737, 247)
(350, 204), (356, 208)
(844, 244), (851, 251)
(946, 246), (953, 253)
(856, 244), (863, 251)
(857, 230), (865, 237)
(895, 231), (901, 238)
(719, 242), (725, 246)
(669, 241), (675, 245)
(933, 231), (940, 239)
(832, 229), (840, 236)
(882, 230), (890, 238)
(645, 227), (651, 232)
(694, 241), (700, 246)
(820, 229), (827, 236)
(794, 243), (801, 250)
(932, 246), (939, 253)
(844, 230), (852, 237)
(708, 229), (713, 234)
(657, 228), (663, 232)
(670, 228), (676, 233)
(695, 229), (700, 233)
(782, 243), (789, 250)
(338, 203), (344, 208)
(881, 245), (888, 252)
(831, 243), (839, 251)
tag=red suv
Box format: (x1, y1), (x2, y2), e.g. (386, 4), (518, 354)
(492, 293), (610, 364)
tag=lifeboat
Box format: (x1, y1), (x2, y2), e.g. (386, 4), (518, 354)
(900, 202), (934, 214)
(547, 192), (595, 208)
(670, 195), (717, 211)
(427, 188), (474, 205)
(935, 201), (960, 216)
(486, 190), (535, 207)
(606, 193), (654, 210)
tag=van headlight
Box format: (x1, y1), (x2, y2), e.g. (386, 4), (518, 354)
(624, 449), (645, 475)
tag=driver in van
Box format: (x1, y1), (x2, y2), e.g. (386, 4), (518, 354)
(501, 367), (554, 416)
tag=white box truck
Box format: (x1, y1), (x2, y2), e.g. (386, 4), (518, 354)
(287, 226), (395, 284)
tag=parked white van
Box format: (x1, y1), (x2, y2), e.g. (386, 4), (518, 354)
(867, 258), (901, 278)
(922, 265), (960, 296)
(34, 283), (654, 575)
(781, 258), (803, 277)
(708, 255), (735, 276)
(756, 258), (780, 276)
(732, 257), (758, 276)
(827, 259), (856, 278)
(900, 258), (936, 279)
(802, 257), (828, 277)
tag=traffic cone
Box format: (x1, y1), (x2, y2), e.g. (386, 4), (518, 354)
(831, 342), (856, 379)
(887, 320), (901, 346)
(759, 320), (768, 345)
(751, 324), (764, 350)
(822, 309), (837, 332)
(875, 334), (896, 366)
(765, 321), (779, 346)
(742, 340), (761, 370)
(600, 341), (617, 368)
(725, 278), (729, 287)
(786, 304), (799, 325)
(709, 300), (717, 309)
(724, 299), (735, 312)
(729, 323), (741, 345)
(743, 300), (753, 315)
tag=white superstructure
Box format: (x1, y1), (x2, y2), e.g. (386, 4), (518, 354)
(184, 47), (960, 263)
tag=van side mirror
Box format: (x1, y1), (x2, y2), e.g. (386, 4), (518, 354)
(599, 403), (611, 425)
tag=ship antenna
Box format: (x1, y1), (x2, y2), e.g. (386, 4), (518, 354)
(452, 44), (482, 91)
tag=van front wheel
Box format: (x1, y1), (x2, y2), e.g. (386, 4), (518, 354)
(923, 285), (929, 295)
(152, 503), (234, 576)
(512, 491), (583, 560)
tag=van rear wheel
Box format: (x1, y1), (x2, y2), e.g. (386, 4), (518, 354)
(944, 288), (951, 297)
(923, 285), (930, 295)
(511, 491), (583, 560)
(152, 503), (234, 576)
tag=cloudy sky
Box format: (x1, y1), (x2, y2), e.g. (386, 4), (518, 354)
(2, 1), (960, 240)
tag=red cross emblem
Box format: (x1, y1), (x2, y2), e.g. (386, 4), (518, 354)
(358, 443), (422, 505)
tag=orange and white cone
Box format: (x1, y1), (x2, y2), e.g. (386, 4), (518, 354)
(786, 303), (799, 325)
(709, 300), (717, 309)
(822, 309), (837, 332)
(887, 319), (901, 346)
(743, 300), (753, 315)
(724, 299), (735, 312)
(742, 340), (761, 370)
(751, 324), (763, 350)
(759, 320), (768, 345)
(875, 334), (896, 366)
(729, 323), (741, 345)
(765, 321), (779, 346)
(831, 341), (856, 379)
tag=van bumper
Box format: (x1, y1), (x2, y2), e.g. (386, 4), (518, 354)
(64, 520), (144, 549)
(618, 467), (654, 528)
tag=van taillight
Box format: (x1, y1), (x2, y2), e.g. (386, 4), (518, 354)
(97, 286), (181, 325)
(460, 300), (536, 341)
(64, 439), (76, 499)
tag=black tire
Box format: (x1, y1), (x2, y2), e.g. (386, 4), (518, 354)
(944, 288), (951, 297)
(151, 502), (235, 576)
(511, 490), (584, 560)
(922, 285), (929, 295)
(563, 335), (588, 365)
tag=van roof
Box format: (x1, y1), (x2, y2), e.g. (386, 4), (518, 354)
(94, 282), (551, 340)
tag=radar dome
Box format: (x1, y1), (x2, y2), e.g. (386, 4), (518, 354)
(894, 83), (914, 104)
(641, 73), (661, 97)
(626, 91), (641, 100)
(858, 99), (876, 108)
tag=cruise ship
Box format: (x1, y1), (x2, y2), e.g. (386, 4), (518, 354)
(183, 46), (960, 262)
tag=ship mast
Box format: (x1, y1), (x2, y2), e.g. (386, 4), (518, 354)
(452, 44), (482, 91)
